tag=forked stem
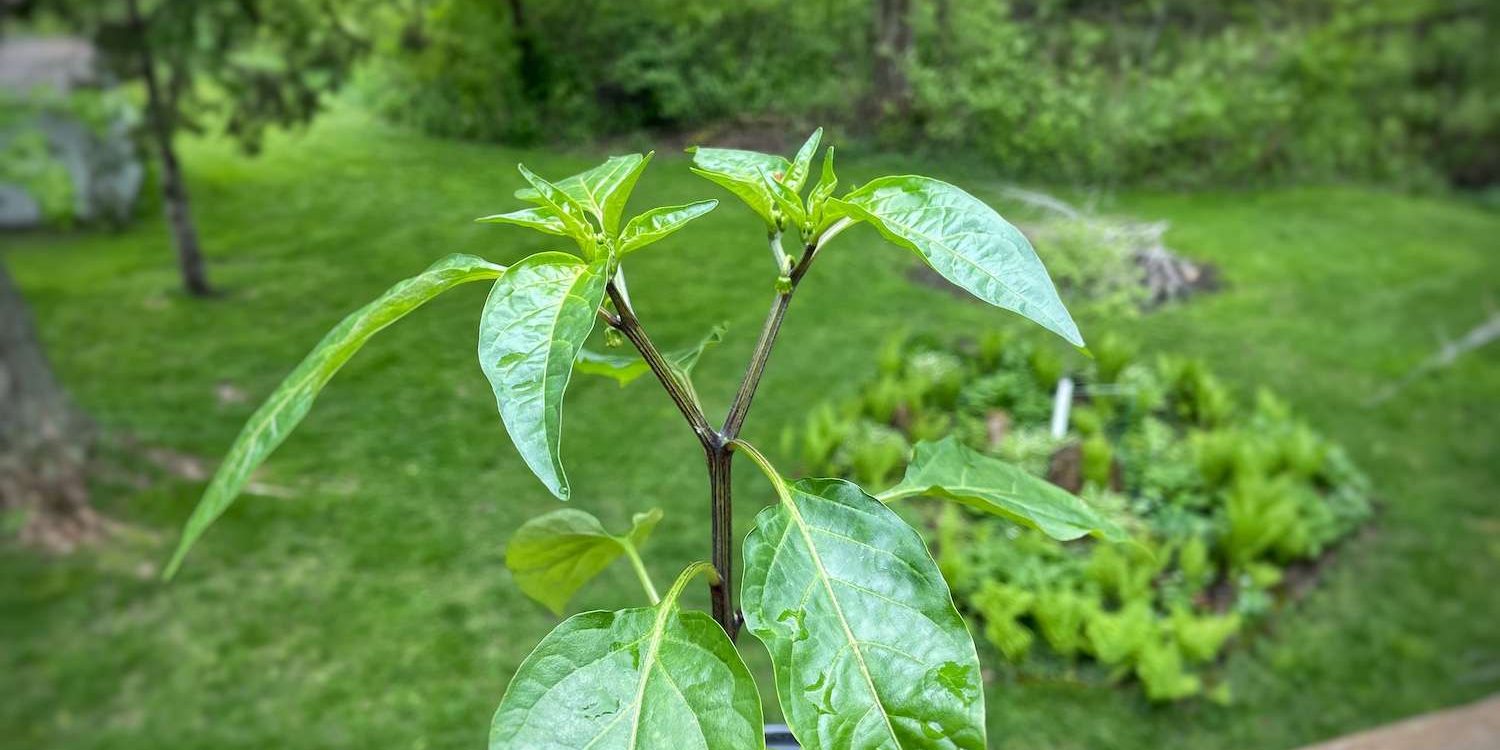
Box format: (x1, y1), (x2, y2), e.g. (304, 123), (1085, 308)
(603, 230), (831, 640)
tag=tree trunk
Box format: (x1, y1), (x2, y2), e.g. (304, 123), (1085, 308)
(866, 0), (913, 123)
(127, 0), (213, 297)
(0, 261), (102, 552)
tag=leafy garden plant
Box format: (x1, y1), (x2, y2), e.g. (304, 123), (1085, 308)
(164, 129), (1122, 748)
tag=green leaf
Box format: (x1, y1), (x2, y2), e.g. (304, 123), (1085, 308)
(688, 146), (790, 227)
(829, 175), (1084, 347)
(742, 477), (986, 750)
(809, 146), (838, 213)
(516, 154), (653, 235)
(163, 254), (507, 578)
(785, 127), (823, 193)
(475, 206), (568, 236)
(478, 252), (609, 500)
(759, 166), (807, 229)
(506, 507), (662, 615)
(618, 200), (718, 256)
(491, 562), (764, 750)
(517, 164), (597, 251)
(576, 323), (727, 387)
(880, 437), (1127, 542)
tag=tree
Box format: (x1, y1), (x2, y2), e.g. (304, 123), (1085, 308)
(58, 0), (372, 296)
(0, 261), (102, 551)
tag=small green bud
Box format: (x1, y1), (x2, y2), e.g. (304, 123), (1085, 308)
(605, 328), (625, 348)
(774, 274), (793, 294)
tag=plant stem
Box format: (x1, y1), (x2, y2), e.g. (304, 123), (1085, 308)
(605, 282), (716, 447)
(604, 236), (827, 640)
(722, 241), (820, 439)
(622, 545), (661, 606)
(707, 448), (737, 637)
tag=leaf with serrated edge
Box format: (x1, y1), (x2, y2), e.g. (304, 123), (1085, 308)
(743, 476), (986, 750)
(163, 254), (507, 578)
(516, 154), (653, 234)
(506, 508), (662, 615)
(619, 200), (718, 256)
(476, 206), (568, 236)
(478, 252), (608, 500)
(829, 175), (1083, 347)
(491, 562), (763, 750)
(576, 323), (727, 387)
(880, 437), (1127, 542)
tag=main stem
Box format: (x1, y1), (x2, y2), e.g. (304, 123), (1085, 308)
(604, 238), (822, 641)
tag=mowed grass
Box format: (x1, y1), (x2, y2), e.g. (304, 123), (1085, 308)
(3, 109), (1497, 750)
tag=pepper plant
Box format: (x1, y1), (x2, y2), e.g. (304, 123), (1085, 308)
(164, 129), (1125, 749)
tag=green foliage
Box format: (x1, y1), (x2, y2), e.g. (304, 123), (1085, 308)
(504, 507), (662, 615)
(830, 175), (1084, 347)
(799, 330), (1375, 701)
(365, 1), (1493, 186)
(162, 254), (507, 576)
(156, 131), (1116, 747)
(491, 563), (764, 749)
(743, 477), (988, 749)
(478, 253), (609, 500)
(0, 128), (73, 227)
(884, 437), (1126, 542)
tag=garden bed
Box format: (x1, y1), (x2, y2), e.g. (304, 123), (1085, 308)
(790, 330), (1374, 701)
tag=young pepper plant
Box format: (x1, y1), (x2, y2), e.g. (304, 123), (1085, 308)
(163, 130), (1124, 749)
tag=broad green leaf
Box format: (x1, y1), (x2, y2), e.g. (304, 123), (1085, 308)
(618, 200), (718, 256)
(491, 562), (764, 750)
(880, 437), (1127, 542)
(479, 252), (609, 500)
(688, 146), (791, 227)
(476, 206), (568, 236)
(829, 176), (1084, 347)
(742, 477), (986, 750)
(759, 167), (807, 229)
(785, 127), (823, 193)
(516, 154), (653, 234)
(163, 254), (507, 578)
(517, 164), (597, 250)
(507, 507), (662, 615)
(576, 323), (727, 387)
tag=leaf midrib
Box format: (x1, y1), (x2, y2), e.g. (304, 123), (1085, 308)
(780, 491), (902, 747)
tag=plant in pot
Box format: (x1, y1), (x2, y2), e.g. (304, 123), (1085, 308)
(164, 129), (1124, 748)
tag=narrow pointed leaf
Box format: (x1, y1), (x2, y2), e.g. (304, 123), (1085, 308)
(786, 127), (823, 193)
(479, 252), (608, 500)
(688, 146), (791, 226)
(516, 154), (653, 234)
(880, 437), (1127, 542)
(491, 563), (763, 750)
(476, 206), (568, 236)
(163, 254), (507, 578)
(507, 507), (663, 615)
(517, 164), (596, 249)
(759, 167), (807, 228)
(743, 477), (986, 750)
(829, 175), (1084, 346)
(810, 146), (838, 212)
(576, 323), (727, 387)
(618, 200), (718, 256)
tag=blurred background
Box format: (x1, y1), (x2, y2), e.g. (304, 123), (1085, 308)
(1, 1), (1496, 748)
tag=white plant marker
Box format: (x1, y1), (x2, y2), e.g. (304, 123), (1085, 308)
(1050, 376), (1074, 439)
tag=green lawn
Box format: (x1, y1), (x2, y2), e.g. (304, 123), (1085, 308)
(4, 110), (1498, 750)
